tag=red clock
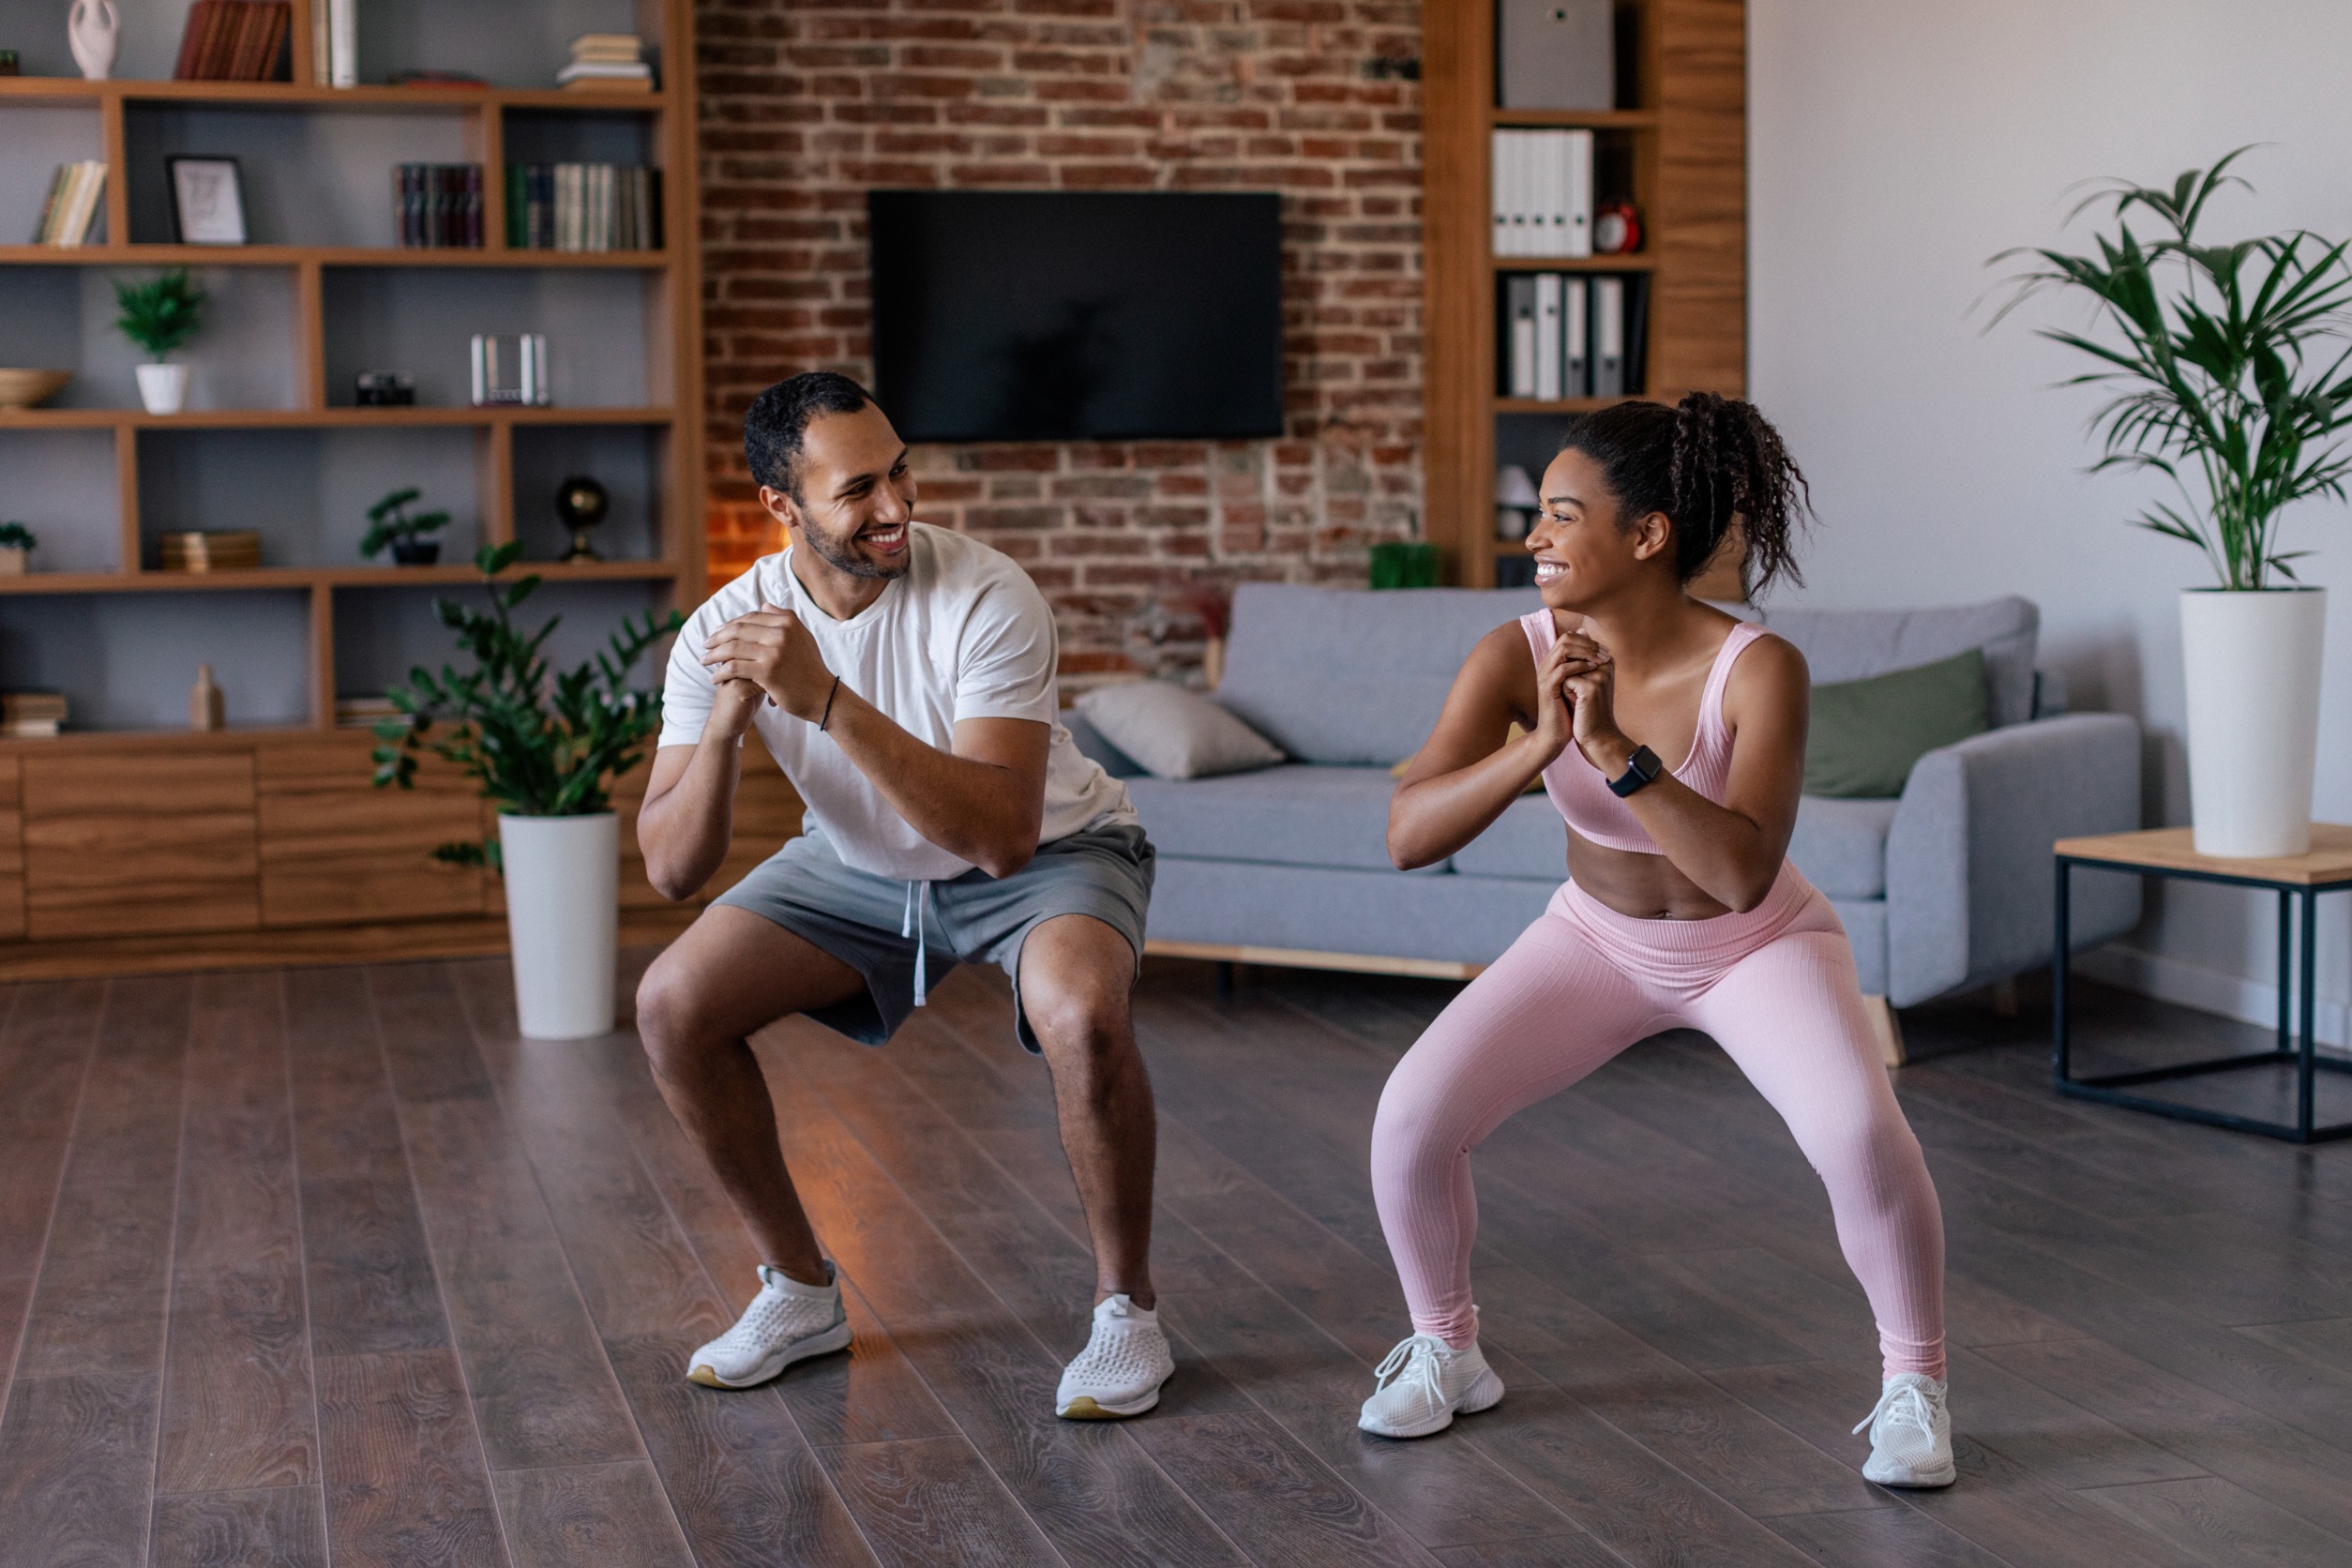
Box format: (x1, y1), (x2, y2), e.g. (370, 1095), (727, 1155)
(1594, 200), (1642, 255)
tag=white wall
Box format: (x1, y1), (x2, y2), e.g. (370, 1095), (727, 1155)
(1750, 0), (2352, 1041)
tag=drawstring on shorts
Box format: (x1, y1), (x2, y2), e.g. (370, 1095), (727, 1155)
(901, 881), (929, 1007)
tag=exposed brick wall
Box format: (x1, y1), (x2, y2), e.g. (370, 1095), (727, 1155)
(693, 0), (1425, 684)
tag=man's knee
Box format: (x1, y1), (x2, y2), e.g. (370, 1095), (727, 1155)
(1027, 981), (1130, 1064)
(635, 954), (714, 1075)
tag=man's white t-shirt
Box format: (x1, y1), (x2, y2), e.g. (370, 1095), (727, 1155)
(658, 521), (1136, 882)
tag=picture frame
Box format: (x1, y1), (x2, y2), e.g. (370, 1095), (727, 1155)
(166, 157), (248, 246)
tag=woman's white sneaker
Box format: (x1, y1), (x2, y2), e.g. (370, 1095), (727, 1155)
(1854, 1372), (1956, 1486)
(1358, 1334), (1505, 1439)
(1056, 1294), (1175, 1418)
(686, 1262), (853, 1389)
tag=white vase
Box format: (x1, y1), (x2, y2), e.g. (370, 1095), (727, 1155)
(498, 812), (619, 1039)
(135, 362), (188, 415)
(68, 0), (117, 80)
(2179, 587), (2328, 857)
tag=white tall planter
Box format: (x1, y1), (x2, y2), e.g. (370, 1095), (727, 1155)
(498, 812), (618, 1038)
(2179, 588), (2328, 857)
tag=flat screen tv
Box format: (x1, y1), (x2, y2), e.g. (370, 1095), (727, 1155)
(867, 189), (1285, 444)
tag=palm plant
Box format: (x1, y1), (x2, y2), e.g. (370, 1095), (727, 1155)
(1990, 148), (2352, 589)
(371, 542), (683, 867)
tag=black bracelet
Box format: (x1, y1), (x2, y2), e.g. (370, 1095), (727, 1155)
(818, 673), (842, 731)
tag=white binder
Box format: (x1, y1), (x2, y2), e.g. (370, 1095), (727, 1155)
(1534, 273), (1562, 400)
(1564, 277), (1590, 398)
(1593, 276), (1625, 396)
(1564, 128), (1594, 259)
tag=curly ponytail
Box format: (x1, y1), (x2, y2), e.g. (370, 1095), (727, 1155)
(1557, 392), (1812, 596)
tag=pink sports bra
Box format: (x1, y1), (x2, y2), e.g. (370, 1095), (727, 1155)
(1519, 612), (1768, 854)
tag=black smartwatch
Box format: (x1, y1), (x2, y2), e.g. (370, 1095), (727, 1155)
(1606, 744), (1664, 798)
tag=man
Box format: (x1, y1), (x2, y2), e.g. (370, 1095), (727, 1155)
(634, 370), (1171, 1420)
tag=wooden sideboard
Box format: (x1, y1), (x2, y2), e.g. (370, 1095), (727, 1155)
(0, 728), (801, 981)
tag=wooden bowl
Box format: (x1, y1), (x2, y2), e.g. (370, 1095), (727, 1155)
(0, 369), (70, 410)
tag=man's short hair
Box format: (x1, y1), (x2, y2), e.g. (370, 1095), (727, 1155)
(745, 371), (876, 501)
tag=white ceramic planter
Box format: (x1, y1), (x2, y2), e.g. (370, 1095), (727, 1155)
(2179, 587), (2328, 857)
(135, 362), (188, 415)
(498, 811), (619, 1038)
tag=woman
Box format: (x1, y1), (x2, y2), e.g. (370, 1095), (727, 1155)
(1359, 394), (1952, 1487)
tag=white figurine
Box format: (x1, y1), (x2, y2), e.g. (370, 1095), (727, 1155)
(68, 0), (118, 81)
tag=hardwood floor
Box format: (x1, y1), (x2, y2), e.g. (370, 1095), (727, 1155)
(1, 952), (2348, 1567)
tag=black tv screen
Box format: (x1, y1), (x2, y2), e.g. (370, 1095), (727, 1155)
(867, 190), (1285, 444)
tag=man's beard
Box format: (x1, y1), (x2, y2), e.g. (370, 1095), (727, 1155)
(801, 519), (912, 580)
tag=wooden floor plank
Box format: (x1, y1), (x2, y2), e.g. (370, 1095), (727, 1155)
(0, 981), (96, 1407)
(770, 1038), (1257, 1568)
(156, 972), (317, 1496)
(1980, 1335), (2352, 1543)
(1759, 1504), (2013, 1568)
(818, 1437), (1063, 1568)
(445, 957), (882, 1568)
(2076, 1474), (2352, 1568)
(600, 1333), (883, 1568)
(148, 1485), (329, 1568)
(314, 1349), (505, 1568)
(493, 1459), (695, 1568)
(0, 1371), (162, 1568)
(397, 1091), (645, 1470)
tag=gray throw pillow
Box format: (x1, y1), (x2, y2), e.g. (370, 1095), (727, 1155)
(1075, 681), (1286, 779)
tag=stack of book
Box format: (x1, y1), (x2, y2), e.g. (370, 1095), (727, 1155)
(0, 692), (68, 740)
(395, 164), (485, 249)
(308, 0), (358, 86)
(31, 162), (106, 248)
(1491, 128), (1595, 259)
(173, 0), (294, 81)
(333, 696), (400, 729)
(557, 33), (653, 92)
(505, 164), (662, 251)
(1500, 272), (1646, 400)
(158, 531), (264, 572)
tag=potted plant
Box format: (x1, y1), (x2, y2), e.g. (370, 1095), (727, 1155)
(113, 270), (205, 415)
(361, 487), (450, 565)
(372, 542), (682, 1037)
(1996, 150), (2351, 856)
(0, 522), (36, 575)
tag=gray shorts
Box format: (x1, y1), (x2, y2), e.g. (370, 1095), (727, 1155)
(715, 822), (1154, 1053)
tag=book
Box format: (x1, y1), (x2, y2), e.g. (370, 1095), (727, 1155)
(395, 164), (485, 248)
(1563, 128), (1593, 258)
(1563, 276), (1590, 398)
(505, 162), (660, 251)
(1533, 272), (1562, 400)
(1592, 276), (1625, 397)
(173, 1), (290, 82)
(1505, 274), (1537, 399)
(327, 0), (355, 86)
(569, 32), (645, 61)
(158, 531), (264, 571)
(309, 0), (329, 83)
(38, 162), (106, 248)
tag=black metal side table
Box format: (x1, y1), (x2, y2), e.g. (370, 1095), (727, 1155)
(2055, 825), (2352, 1143)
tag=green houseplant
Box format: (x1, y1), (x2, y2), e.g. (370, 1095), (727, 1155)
(372, 541), (682, 1035)
(113, 269), (205, 415)
(360, 487), (450, 565)
(1993, 149), (2348, 856)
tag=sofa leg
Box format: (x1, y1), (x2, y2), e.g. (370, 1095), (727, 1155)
(1214, 960), (1234, 1003)
(1862, 994), (1907, 1069)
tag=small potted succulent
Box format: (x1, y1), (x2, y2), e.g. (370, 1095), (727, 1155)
(0, 522), (36, 575)
(113, 270), (204, 415)
(361, 487), (450, 565)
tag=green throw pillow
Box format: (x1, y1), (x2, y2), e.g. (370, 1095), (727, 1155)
(1804, 648), (1989, 798)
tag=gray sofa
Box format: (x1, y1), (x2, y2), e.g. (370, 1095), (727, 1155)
(1069, 584), (2141, 1028)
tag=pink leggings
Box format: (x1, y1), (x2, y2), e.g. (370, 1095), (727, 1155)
(1370, 866), (1946, 1380)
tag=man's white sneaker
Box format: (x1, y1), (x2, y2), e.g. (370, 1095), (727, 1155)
(1358, 1334), (1505, 1439)
(1854, 1372), (1955, 1487)
(686, 1262), (852, 1389)
(1056, 1294), (1175, 1419)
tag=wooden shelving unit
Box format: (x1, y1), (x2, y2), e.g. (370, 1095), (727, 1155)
(1421, 0), (1747, 590)
(0, 0), (773, 978)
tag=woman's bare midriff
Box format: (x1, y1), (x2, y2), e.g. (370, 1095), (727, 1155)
(1564, 833), (1737, 921)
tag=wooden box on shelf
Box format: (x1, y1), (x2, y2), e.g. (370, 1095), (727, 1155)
(1422, 0), (1746, 589)
(0, 0), (716, 977)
